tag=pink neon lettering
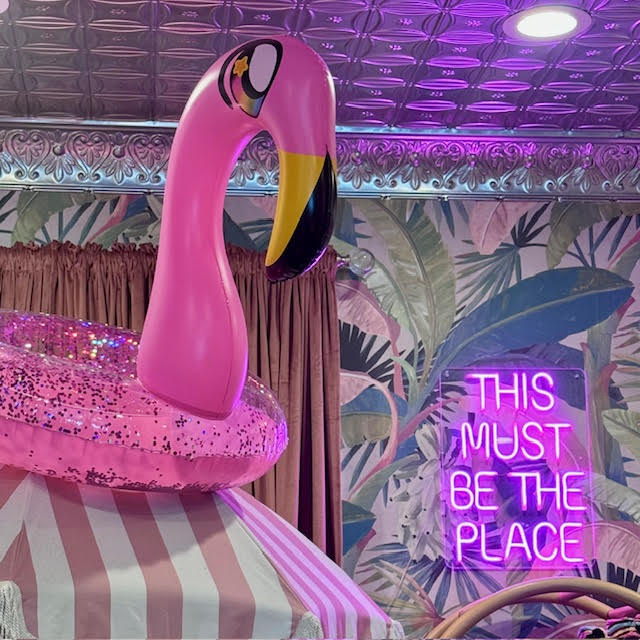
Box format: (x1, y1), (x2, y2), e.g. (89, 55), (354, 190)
(521, 421), (544, 460)
(544, 423), (571, 459)
(455, 523), (501, 563)
(562, 472), (587, 511)
(521, 373), (529, 410)
(451, 471), (498, 511)
(505, 522), (532, 561)
(445, 369), (590, 569)
(508, 471), (539, 510)
(466, 373), (498, 410)
(460, 421), (570, 462)
(560, 523), (584, 562)
(474, 471), (498, 511)
(450, 471), (474, 510)
(466, 371), (557, 411)
(492, 426), (519, 460)
(536, 472), (562, 510)
(479, 524), (501, 563)
(509, 471), (587, 512)
(456, 522), (478, 562)
(532, 522), (558, 562)
(454, 520), (586, 564)
(531, 372), (555, 411)
(461, 421), (490, 459)
(496, 373), (520, 410)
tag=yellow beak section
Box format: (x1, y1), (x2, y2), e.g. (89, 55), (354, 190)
(266, 150), (326, 266)
(265, 148), (337, 281)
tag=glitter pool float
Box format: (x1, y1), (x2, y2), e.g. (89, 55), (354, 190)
(0, 36), (337, 491)
(0, 311), (286, 490)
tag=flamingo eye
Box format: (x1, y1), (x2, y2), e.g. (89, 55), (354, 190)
(218, 39), (282, 118)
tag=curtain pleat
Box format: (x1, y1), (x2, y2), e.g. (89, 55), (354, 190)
(0, 241), (342, 563)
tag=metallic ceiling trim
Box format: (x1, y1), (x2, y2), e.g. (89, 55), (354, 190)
(0, 122), (637, 200)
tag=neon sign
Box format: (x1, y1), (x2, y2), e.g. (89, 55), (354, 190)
(439, 369), (593, 571)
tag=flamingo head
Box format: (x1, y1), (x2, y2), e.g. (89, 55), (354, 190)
(215, 36), (337, 281)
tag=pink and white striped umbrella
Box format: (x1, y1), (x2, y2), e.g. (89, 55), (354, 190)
(0, 465), (402, 639)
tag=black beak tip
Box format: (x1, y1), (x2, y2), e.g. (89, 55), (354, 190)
(266, 246), (328, 283)
(266, 151), (336, 284)
(265, 262), (295, 283)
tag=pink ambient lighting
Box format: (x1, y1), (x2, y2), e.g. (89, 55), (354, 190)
(439, 368), (594, 571)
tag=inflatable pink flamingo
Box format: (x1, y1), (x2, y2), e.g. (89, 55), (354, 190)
(0, 36), (337, 491)
(139, 36), (337, 419)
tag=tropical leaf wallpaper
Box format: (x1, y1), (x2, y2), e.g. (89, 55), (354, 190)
(330, 198), (640, 639)
(0, 189), (640, 637)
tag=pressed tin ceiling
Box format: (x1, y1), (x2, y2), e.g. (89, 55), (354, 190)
(0, 0), (638, 131)
(0, 0), (638, 197)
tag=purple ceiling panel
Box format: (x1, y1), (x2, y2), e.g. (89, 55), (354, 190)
(0, 0), (635, 134)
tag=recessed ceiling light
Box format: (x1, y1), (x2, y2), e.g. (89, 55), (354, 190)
(504, 6), (592, 42)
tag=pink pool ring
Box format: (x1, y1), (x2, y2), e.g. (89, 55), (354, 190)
(0, 311), (286, 491)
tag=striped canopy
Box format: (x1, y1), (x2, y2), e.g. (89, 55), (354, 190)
(0, 465), (402, 639)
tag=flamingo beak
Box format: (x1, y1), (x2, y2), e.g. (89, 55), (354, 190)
(264, 149), (337, 282)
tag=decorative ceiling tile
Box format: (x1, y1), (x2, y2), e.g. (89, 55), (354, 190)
(154, 96), (189, 119)
(23, 69), (86, 92)
(85, 0), (151, 22)
(0, 91), (26, 116)
(29, 92), (89, 118)
(91, 94), (152, 120)
(156, 51), (215, 75)
(86, 23), (152, 50)
(9, 0), (77, 21)
(157, 30), (221, 53)
(93, 72), (153, 95)
(88, 48), (152, 75)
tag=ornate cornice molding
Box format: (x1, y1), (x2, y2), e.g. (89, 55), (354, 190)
(0, 121), (638, 199)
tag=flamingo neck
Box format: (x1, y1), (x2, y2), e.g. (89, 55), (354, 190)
(138, 106), (259, 418)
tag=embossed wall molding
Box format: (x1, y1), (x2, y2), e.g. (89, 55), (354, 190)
(0, 122), (638, 200)
(335, 133), (640, 199)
